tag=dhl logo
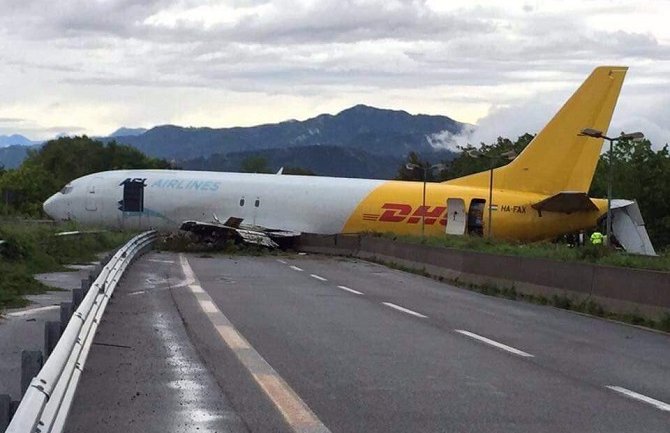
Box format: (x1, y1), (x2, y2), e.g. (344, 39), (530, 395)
(363, 203), (451, 226)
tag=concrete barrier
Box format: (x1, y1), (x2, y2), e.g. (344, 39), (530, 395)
(298, 234), (670, 319)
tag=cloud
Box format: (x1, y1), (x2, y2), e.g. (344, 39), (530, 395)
(0, 0), (669, 142)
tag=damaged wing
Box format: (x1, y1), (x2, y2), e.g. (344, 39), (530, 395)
(180, 217), (300, 249)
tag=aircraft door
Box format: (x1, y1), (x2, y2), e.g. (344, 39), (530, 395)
(118, 178), (147, 229)
(85, 184), (97, 211)
(445, 198), (466, 235)
(252, 197), (260, 225)
(468, 199), (486, 236)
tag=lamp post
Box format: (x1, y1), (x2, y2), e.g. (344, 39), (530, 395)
(405, 162), (447, 238)
(579, 128), (644, 246)
(466, 149), (517, 238)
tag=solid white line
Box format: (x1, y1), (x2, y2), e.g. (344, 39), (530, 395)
(276, 259), (287, 264)
(606, 386), (670, 412)
(6, 305), (60, 317)
(382, 302), (428, 318)
(337, 285), (363, 295)
(310, 274), (327, 281)
(290, 265), (303, 272)
(455, 330), (534, 357)
(179, 254), (331, 433)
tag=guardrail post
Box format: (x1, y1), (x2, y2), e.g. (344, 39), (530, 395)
(44, 321), (62, 359)
(72, 288), (84, 309)
(9, 400), (19, 421)
(0, 394), (11, 431)
(60, 302), (73, 332)
(20, 351), (43, 397)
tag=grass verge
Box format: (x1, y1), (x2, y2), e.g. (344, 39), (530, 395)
(378, 232), (670, 272)
(0, 222), (134, 309)
(370, 257), (670, 333)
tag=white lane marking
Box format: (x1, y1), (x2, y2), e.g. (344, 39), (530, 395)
(290, 265), (304, 272)
(127, 290), (146, 296)
(382, 302), (428, 318)
(276, 259), (287, 264)
(606, 386), (670, 412)
(5, 305), (59, 317)
(179, 254), (331, 433)
(148, 259), (176, 264)
(337, 285), (363, 295)
(199, 300), (219, 314)
(310, 274), (327, 282)
(455, 330), (534, 358)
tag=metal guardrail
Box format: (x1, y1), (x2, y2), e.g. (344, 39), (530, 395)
(6, 230), (158, 433)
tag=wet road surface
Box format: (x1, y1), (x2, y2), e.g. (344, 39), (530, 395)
(67, 251), (670, 432)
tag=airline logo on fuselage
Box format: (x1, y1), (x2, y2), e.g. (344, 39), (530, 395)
(150, 179), (220, 191)
(364, 203), (450, 226)
(364, 202), (524, 225)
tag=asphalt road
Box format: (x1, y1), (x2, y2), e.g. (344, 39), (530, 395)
(68, 251), (670, 433)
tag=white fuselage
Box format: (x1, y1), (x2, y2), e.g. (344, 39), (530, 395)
(43, 169), (384, 233)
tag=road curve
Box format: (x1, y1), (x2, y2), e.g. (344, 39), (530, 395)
(67, 252), (670, 433)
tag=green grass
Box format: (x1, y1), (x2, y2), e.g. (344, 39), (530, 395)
(0, 222), (135, 309)
(377, 232), (670, 271)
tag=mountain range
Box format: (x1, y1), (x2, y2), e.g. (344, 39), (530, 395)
(0, 134), (35, 148)
(1, 105), (468, 177)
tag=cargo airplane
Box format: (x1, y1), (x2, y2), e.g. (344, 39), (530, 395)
(42, 66), (656, 255)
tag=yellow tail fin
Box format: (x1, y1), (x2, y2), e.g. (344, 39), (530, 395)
(447, 66), (628, 195)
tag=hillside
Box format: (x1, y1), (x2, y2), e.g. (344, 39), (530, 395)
(1, 105), (466, 177)
(0, 134), (34, 148)
(181, 145), (455, 179)
(110, 104), (464, 159)
(106, 105), (464, 177)
(0, 145), (34, 168)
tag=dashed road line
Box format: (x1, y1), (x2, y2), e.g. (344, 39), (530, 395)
(276, 259), (287, 264)
(310, 274), (328, 282)
(337, 285), (363, 295)
(179, 254), (331, 433)
(290, 265), (304, 272)
(454, 330), (534, 357)
(127, 290), (146, 296)
(382, 302), (428, 318)
(606, 386), (670, 412)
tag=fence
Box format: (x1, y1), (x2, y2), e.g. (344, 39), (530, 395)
(2, 231), (157, 433)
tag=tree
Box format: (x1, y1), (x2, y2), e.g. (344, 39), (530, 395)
(282, 166), (316, 176)
(435, 133), (534, 181)
(589, 138), (670, 247)
(0, 135), (170, 216)
(395, 152), (437, 181)
(241, 156), (271, 173)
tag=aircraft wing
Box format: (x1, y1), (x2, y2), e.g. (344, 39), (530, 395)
(180, 218), (300, 249)
(531, 192), (599, 214)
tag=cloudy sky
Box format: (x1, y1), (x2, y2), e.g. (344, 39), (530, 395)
(1, 0), (669, 147)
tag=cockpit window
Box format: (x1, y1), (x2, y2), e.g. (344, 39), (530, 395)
(60, 184), (73, 195)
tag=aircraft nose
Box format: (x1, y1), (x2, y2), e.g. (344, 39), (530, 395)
(43, 193), (61, 220)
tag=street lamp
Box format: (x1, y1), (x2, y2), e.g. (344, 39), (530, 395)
(466, 149), (517, 238)
(405, 162), (448, 238)
(579, 128), (644, 246)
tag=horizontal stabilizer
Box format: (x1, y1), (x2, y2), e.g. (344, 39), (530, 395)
(611, 200), (656, 256)
(531, 192), (598, 214)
